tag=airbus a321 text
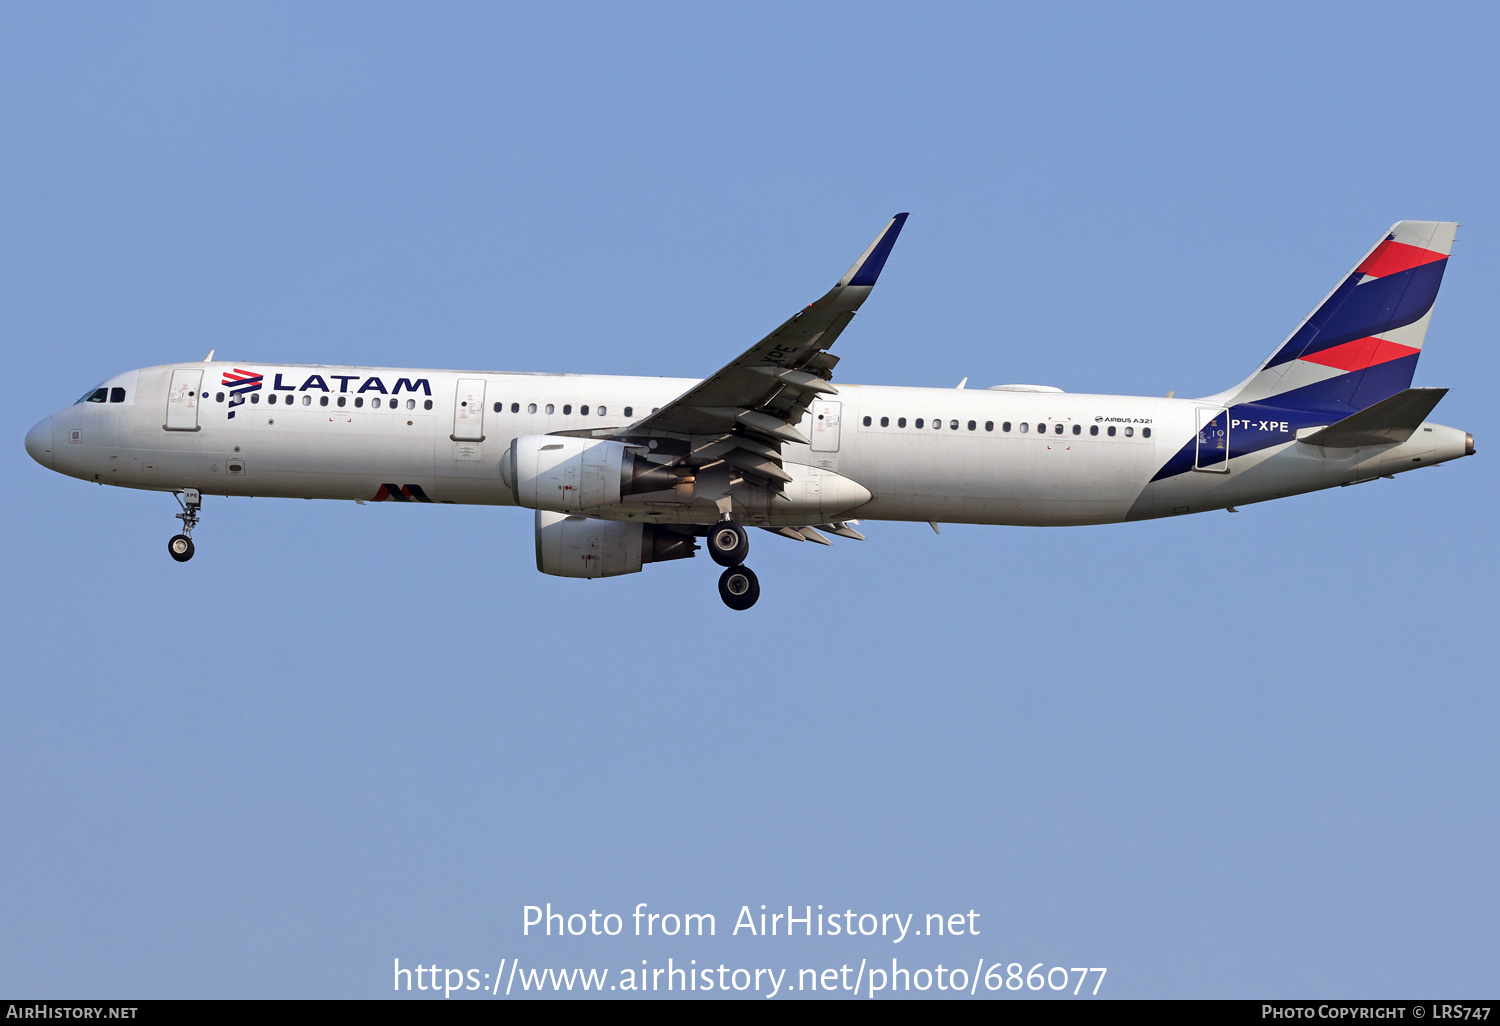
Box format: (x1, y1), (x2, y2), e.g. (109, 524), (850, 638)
(25, 215), (1475, 609)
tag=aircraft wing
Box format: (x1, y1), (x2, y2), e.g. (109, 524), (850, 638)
(600, 213), (908, 483)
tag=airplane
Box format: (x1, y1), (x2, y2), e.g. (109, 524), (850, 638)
(24, 215), (1475, 610)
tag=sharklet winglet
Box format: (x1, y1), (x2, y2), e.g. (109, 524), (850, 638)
(839, 212), (909, 288)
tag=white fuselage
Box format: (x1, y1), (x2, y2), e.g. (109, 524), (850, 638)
(30, 361), (1472, 527)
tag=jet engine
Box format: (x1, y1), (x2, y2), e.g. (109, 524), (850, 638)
(534, 511), (697, 578)
(503, 435), (682, 512)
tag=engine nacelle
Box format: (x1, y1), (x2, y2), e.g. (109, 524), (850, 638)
(535, 511), (697, 578)
(503, 435), (681, 512)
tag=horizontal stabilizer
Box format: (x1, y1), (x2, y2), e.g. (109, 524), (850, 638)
(1296, 387), (1448, 447)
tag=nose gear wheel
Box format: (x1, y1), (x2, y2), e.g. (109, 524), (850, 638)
(168, 489), (201, 562)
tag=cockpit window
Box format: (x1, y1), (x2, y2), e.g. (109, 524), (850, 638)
(78, 387), (108, 404)
(110, 387), (126, 403)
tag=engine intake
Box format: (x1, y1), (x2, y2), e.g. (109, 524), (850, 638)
(503, 435), (682, 512)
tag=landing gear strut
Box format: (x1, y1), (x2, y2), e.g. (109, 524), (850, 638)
(168, 489), (201, 563)
(709, 518), (758, 609)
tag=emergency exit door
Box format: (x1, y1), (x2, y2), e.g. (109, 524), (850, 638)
(452, 378), (486, 441)
(164, 369), (203, 431)
(810, 400), (841, 452)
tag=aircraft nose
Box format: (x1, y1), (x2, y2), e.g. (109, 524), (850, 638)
(25, 415), (54, 469)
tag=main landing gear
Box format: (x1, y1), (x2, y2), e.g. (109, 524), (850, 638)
(709, 520), (758, 610)
(707, 521), (749, 567)
(168, 489), (201, 563)
(718, 564), (760, 611)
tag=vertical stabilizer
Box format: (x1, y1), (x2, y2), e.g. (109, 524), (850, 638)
(1221, 220), (1457, 414)
(1152, 221), (1458, 482)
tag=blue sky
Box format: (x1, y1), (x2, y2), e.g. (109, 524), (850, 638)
(2, 2), (1496, 998)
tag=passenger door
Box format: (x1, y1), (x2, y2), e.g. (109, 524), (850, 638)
(452, 378), (486, 441)
(164, 369), (204, 431)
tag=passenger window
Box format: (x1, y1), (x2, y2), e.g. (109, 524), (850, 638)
(880, 416), (889, 427)
(528, 403), (537, 414)
(624, 407), (633, 416)
(493, 402), (501, 413)
(87, 387), (108, 403)
(563, 405), (572, 415)
(1089, 424), (1098, 435)
(915, 418), (924, 428)
(1054, 423), (1063, 434)
(546, 404), (555, 414)
(898, 417), (906, 427)
(423, 399), (433, 410)
(1143, 427), (1152, 438)
(511, 403), (520, 413)
(216, 392), (225, 402)
(337, 396), (346, 407)
(1020, 422), (1028, 433)
(863, 416), (871, 426)
(320, 396), (329, 407)
(580, 405), (589, 415)
(934, 419), (942, 430)
(1125, 426), (1134, 437)
(268, 394), (278, 405)
(967, 420), (976, 431)
(949, 420), (959, 430)
(1072, 424), (1080, 435)
(1038, 423), (1047, 433)
(985, 421), (993, 431)
(407, 399), (415, 410)
(251, 393), (260, 404)
(597, 406), (606, 416)
(1107, 426), (1116, 436)
(303, 394), (311, 406)
(110, 387), (126, 403)
(1002, 421), (1011, 432)
(355, 397), (364, 408)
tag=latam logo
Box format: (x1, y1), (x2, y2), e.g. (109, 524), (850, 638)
(219, 369), (432, 419)
(222, 369), (263, 419)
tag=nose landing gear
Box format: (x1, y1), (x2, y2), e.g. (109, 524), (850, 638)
(709, 519), (758, 610)
(168, 489), (201, 563)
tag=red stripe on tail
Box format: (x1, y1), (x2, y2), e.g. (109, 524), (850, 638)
(1299, 336), (1420, 373)
(1356, 240), (1446, 279)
